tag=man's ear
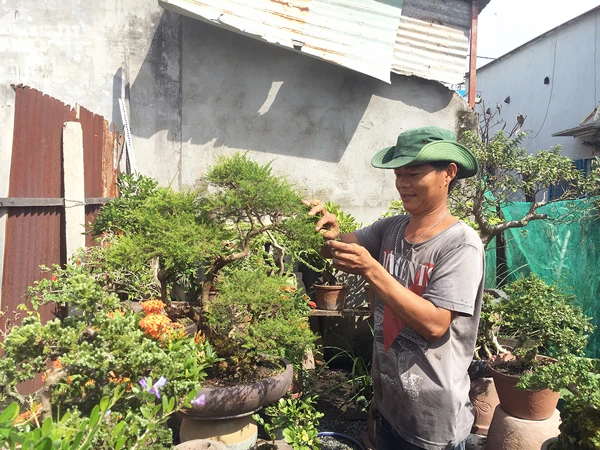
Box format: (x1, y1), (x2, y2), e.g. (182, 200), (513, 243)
(446, 163), (458, 182)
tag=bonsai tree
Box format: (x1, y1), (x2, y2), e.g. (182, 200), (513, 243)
(492, 274), (595, 392)
(454, 119), (600, 248)
(92, 154), (323, 307)
(91, 153), (322, 377)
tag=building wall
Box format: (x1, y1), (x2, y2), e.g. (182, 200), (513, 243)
(474, 8), (600, 160)
(1, 0), (472, 226)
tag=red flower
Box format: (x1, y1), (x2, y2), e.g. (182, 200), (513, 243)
(51, 276), (57, 282)
(308, 301), (317, 309)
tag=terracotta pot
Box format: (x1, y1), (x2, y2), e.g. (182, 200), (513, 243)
(469, 376), (500, 435)
(314, 284), (347, 310)
(181, 358), (293, 419)
(487, 353), (560, 421)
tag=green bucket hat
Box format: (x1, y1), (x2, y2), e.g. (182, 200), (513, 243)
(371, 126), (478, 179)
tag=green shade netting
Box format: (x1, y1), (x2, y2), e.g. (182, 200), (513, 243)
(484, 199), (600, 357)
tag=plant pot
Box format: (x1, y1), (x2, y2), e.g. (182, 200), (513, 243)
(314, 284), (347, 311)
(541, 437), (559, 450)
(174, 439), (228, 450)
(487, 353), (560, 421)
(181, 358), (293, 419)
(469, 376), (500, 435)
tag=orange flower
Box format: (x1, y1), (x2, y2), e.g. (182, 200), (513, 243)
(108, 371), (131, 385)
(15, 403), (41, 425)
(52, 358), (63, 369)
(141, 300), (166, 315)
(194, 330), (206, 344)
(139, 314), (173, 339)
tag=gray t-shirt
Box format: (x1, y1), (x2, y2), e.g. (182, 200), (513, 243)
(355, 215), (484, 450)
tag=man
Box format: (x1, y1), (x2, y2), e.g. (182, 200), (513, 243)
(307, 126), (484, 450)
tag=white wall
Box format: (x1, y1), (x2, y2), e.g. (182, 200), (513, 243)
(474, 8), (600, 160)
(0, 0), (473, 226)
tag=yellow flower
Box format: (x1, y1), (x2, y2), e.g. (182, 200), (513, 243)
(301, 430), (309, 442)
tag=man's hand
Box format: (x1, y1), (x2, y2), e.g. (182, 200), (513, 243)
(327, 239), (376, 277)
(303, 199), (340, 240)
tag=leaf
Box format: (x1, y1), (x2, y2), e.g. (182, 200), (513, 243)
(111, 421), (126, 440)
(0, 403), (19, 425)
(99, 396), (110, 412)
(88, 405), (100, 428)
(40, 417), (53, 436)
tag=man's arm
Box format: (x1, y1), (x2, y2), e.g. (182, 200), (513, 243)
(326, 239), (455, 343)
(304, 199), (455, 342)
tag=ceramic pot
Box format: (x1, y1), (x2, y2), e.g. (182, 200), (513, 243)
(181, 358), (293, 419)
(174, 439), (227, 450)
(487, 353), (560, 421)
(469, 376), (500, 435)
(314, 284), (347, 310)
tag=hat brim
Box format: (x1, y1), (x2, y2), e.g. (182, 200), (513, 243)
(371, 141), (478, 179)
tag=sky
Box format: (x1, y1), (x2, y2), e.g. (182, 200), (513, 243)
(477, 0), (600, 68)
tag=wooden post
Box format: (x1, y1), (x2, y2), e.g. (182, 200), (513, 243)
(62, 122), (86, 261)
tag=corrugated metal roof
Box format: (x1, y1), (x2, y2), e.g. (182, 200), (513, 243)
(159, 0), (404, 83)
(393, 20), (468, 85)
(159, 0), (478, 85)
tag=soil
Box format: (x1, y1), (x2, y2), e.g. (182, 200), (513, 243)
(203, 358), (286, 387)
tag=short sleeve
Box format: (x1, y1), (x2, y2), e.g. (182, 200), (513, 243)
(355, 217), (395, 259)
(421, 243), (484, 316)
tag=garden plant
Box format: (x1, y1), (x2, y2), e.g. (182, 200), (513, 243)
(0, 153), (328, 448)
(490, 274), (595, 393)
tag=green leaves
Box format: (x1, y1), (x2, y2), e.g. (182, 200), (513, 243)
(256, 396), (324, 449)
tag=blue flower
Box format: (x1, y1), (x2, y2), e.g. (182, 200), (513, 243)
(191, 394), (206, 407)
(138, 376), (167, 399)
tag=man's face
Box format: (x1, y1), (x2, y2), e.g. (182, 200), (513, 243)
(393, 163), (455, 215)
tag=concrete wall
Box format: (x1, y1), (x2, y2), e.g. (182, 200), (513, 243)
(474, 8), (600, 160)
(1, 0), (472, 228)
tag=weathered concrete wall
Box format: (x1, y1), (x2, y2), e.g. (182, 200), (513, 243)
(1, 1), (472, 227)
(0, 0), (183, 184)
(176, 17), (471, 224)
(475, 8), (600, 161)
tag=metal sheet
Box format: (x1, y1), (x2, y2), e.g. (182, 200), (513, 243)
(1, 86), (71, 335)
(392, 16), (469, 84)
(393, 0), (471, 84)
(159, 0), (404, 83)
(0, 87), (119, 393)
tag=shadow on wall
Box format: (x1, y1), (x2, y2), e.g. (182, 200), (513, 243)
(128, 11), (454, 163)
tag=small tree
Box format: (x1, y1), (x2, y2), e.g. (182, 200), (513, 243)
(454, 130), (600, 248)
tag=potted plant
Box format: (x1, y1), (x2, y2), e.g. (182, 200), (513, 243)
(252, 395), (324, 449)
(550, 357), (600, 449)
(0, 257), (217, 448)
(486, 274), (595, 421)
(299, 201), (361, 311)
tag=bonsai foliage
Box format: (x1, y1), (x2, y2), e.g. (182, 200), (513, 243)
(473, 291), (506, 360)
(494, 274), (595, 391)
(455, 130), (600, 247)
(198, 153), (323, 300)
(299, 201), (361, 285)
(204, 265), (317, 378)
(92, 154), (323, 306)
(0, 257), (217, 445)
